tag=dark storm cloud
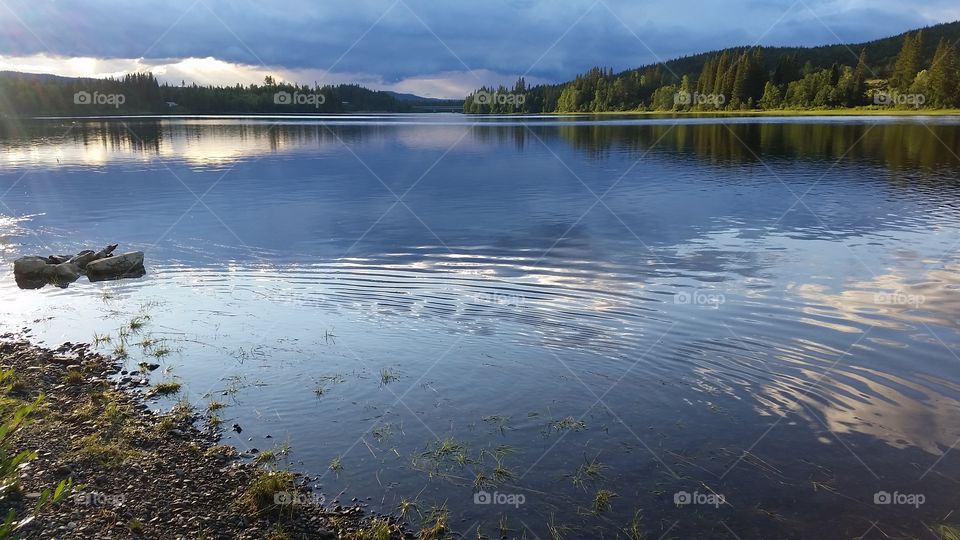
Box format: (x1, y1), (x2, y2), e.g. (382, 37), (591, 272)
(0, 0), (956, 82)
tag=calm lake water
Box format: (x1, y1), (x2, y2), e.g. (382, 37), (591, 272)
(2, 115), (960, 538)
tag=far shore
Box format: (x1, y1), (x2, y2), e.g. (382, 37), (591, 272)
(3, 108), (960, 122)
(545, 108), (960, 117)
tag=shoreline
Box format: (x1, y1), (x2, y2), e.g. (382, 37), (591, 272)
(2, 108), (960, 122)
(0, 333), (409, 539)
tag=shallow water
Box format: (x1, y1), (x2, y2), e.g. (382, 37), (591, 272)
(2, 115), (960, 538)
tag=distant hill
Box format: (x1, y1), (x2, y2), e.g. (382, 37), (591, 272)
(466, 20), (960, 113)
(650, 20), (960, 81)
(0, 72), (451, 116)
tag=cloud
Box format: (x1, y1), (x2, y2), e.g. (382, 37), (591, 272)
(0, 0), (955, 96)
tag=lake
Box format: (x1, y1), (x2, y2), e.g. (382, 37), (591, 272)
(2, 114), (960, 538)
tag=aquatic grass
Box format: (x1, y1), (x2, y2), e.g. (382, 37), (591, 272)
(936, 525), (960, 540)
(550, 416), (586, 432)
(572, 455), (607, 489)
(473, 471), (492, 491)
(492, 458), (515, 484)
(379, 368), (397, 386)
(92, 332), (111, 346)
(494, 444), (518, 456)
(372, 423), (393, 443)
(127, 314), (150, 332)
(624, 510), (645, 540)
(546, 514), (569, 540)
(454, 450), (472, 467)
(254, 450), (277, 464)
(482, 415), (511, 435)
(592, 489), (616, 513)
(207, 413), (224, 429)
(498, 515), (511, 538)
(112, 342), (128, 359)
(398, 497), (420, 519)
(329, 455), (343, 473)
(206, 400), (226, 412)
(418, 504), (449, 540)
(152, 381), (181, 396)
(430, 437), (464, 459)
(150, 344), (172, 358)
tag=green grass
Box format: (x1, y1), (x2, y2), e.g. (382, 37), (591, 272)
(328, 455), (343, 473)
(239, 470), (296, 518)
(126, 517), (144, 532)
(64, 369), (84, 385)
(353, 517), (394, 540)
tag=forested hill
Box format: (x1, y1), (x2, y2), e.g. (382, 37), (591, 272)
(653, 20), (960, 83)
(465, 20), (960, 113)
(0, 72), (451, 116)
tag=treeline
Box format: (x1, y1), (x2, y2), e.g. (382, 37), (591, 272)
(0, 73), (424, 116)
(465, 25), (960, 113)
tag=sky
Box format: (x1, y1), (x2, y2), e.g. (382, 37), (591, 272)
(0, 0), (957, 99)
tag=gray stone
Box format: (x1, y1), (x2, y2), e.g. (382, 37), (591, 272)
(85, 251), (145, 280)
(13, 256), (49, 276)
(51, 262), (82, 284)
(68, 250), (97, 268)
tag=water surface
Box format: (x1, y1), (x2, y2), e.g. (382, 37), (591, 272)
(1, 115), (960, 538)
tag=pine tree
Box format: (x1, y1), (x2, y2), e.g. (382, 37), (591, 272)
(891, 31), (923, 91)
(852, 49), (869, 106)
(928, 38), (959, 108)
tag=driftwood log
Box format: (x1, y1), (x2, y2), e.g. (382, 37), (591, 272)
(13, 244), (145, 289)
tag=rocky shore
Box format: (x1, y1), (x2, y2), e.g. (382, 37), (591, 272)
(0, 334), (407, 539)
